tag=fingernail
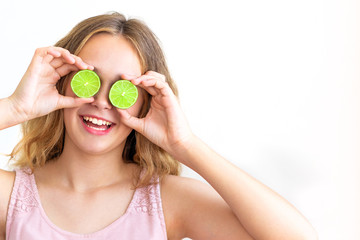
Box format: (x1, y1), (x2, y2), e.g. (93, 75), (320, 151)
(68, 56), (75, 64)
(81, 62), (88, 69)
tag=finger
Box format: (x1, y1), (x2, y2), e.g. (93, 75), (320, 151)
(134, 76), (173, 97)
(144, 71), (166, 82)
(57, 96), (94, 109)
(42, 53), (55, 64)
(120, 74), (158, 95)
(37, 47), (71, 65)
(87, 64), (94, 70)
(36, 46), (67, 58)
(73, 55), (91, 70)
(124, 74), (174, 97)
(152, 79), (172, 96)
(130, 74), (155, 85)
(137, 83), (158, 96)
(44, 47), (61, 58)
(44, 47), (93, 70)
(120, 73), (140, 81)
(50, 47), (76, 64)
(51, 50), (93, 70)
(131, 78), (158, 96)
(45, 47), (74, 64)
(117, 109), (144, 133)
(49, 58), (65, 69)
(56, 64), (79, 78)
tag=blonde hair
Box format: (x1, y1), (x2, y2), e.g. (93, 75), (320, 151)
(10, 12), (181, 187)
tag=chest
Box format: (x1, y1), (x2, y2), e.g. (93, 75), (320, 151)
(37, 184), (135, 234)
(7, 170), (169, 239)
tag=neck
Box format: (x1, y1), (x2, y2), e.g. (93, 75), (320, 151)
(43, 137), (137, 193)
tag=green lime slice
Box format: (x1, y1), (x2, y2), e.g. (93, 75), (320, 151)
(70, 70), (101, 98)
(109, 80), (138, 109)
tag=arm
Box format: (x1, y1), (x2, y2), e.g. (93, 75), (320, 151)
(0, 98), (25, 130)
(118, 72), (318, 240)
(171, 137), (318, 239)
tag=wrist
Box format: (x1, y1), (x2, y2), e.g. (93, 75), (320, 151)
(169, 134), (203, 166)
(7, 95), (29, 123)
(168, 133), (194, 153)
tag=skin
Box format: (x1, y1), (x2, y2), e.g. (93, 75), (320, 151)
(0, 33), (318, 239)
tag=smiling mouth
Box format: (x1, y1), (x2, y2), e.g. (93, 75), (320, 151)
(81, 116), (113, 131)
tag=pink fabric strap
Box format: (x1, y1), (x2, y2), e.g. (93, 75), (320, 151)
(6, 168), (167, 240)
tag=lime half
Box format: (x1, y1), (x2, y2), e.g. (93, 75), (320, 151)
(109, 80), (138, 109)
(71, 70), (101, 98)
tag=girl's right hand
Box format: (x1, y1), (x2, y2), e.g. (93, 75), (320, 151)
(8, 47), (94, 123)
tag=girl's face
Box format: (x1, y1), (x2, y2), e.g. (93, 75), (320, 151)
(63, 33), (143, 155)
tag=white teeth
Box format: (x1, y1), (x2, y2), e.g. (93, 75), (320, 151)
(82, 116), (112, 126)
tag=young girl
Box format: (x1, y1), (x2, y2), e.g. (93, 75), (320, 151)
(0, 12), (317, 239)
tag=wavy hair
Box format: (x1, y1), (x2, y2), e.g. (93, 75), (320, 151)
(10, 12), (181, 187)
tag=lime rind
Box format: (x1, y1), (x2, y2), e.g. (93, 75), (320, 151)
(109, 80), (138, 109)
(71, 70), (101, 98)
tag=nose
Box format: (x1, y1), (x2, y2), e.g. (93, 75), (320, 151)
(91, 85), (112, 110)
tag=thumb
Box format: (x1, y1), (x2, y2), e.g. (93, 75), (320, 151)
(57, 96), (94, 109)
(117, 109), (144, 133)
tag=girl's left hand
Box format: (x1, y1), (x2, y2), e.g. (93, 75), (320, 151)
(117, 71), (194, 157)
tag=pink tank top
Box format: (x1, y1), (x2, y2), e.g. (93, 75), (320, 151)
(6, 168), (167, 240)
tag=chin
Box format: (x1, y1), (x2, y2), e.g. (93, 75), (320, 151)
(63, 129), (126, 157)
(80, 143), (116, 155)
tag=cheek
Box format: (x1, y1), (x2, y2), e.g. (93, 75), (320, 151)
(63, 108), (74, 135)
(63, 74), (76, 97)
(63, 82), (76, 125)
(63, 105), (77, 122)
(64, 85), (72, 97)
(128, 88), (146, 117)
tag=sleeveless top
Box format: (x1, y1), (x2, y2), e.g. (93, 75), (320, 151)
(6, 168), (167, 240)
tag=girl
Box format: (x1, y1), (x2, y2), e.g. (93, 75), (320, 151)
(0, 12), (317, 239)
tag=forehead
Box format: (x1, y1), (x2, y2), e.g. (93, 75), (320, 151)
(78, 33), (142, 80)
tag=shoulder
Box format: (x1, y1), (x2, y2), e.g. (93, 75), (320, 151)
(0, 169), (16, 237)
(160, 175), (225, 238)
(160, 174), (253, 240)
(160, 174), (219, 203)
(160, 174), (231, 213)
(160, 175), (206, 239)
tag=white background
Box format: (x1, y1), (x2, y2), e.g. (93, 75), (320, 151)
(0, 0), (359, 239)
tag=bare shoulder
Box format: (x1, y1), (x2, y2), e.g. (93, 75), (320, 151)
(160, 175), (252, 240)
(0, 169), (15, 237)
(160, 174), (233, 218)
(161, 175), (221, 206)
(160, 175), (212, 239)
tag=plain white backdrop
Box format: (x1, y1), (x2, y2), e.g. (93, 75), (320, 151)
(0, 0), (359, 239)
